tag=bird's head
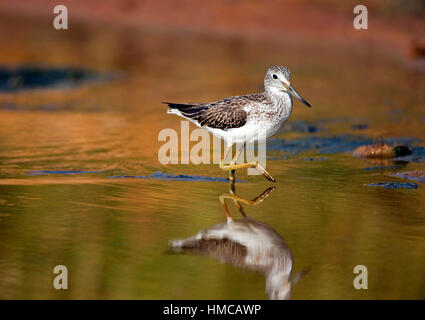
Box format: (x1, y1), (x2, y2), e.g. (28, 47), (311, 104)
(266, 265), (311, 300)
(264, 65), (311, 107)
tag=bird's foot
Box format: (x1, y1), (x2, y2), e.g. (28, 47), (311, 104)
(219, 161), (276, 182)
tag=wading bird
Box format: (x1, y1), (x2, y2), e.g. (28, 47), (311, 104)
(165, 66), (311, 182)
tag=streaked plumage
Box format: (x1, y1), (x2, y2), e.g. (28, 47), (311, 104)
(165, 98), (248, 129)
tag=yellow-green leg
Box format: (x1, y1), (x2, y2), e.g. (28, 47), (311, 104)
(220, 144), (276, 182)
(219, 144), (276, 182)
(219, 185), (276, 218)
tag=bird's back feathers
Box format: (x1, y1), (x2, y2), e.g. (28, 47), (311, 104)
(164, 100), (248, 130)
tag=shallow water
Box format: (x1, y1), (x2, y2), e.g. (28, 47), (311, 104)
(0, 15), (425, 299)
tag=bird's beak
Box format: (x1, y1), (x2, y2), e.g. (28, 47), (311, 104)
(285, 83), (311, 108)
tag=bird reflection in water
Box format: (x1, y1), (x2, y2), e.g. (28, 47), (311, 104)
(169, 183), (309, 300)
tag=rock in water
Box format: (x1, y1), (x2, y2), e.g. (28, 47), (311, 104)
(353, 142), (411, 159)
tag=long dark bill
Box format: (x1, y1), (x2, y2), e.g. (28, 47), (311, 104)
(288, 85), (311, 108)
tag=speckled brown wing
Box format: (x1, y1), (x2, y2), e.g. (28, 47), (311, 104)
(196, 103), (247, 129)
(164, 94), (266, 130)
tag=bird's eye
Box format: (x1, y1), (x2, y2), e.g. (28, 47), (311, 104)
(272, 74), (278, 80)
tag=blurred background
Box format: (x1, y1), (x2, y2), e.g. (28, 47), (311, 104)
(0, 0), (424, 299)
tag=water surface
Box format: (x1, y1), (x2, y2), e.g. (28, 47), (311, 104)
(0, 15), (425, 299)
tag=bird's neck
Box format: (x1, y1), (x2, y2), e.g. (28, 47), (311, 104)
(265, 262), (293, 299)
(265, 90), (292, 112)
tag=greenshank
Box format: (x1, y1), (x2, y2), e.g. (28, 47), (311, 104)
(165, 65), (311, 182)
(169, 186), (309, 300)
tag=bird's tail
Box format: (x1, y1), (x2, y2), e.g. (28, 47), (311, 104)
(163, 102), (194, 116)
(163, 102), (209, 121)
